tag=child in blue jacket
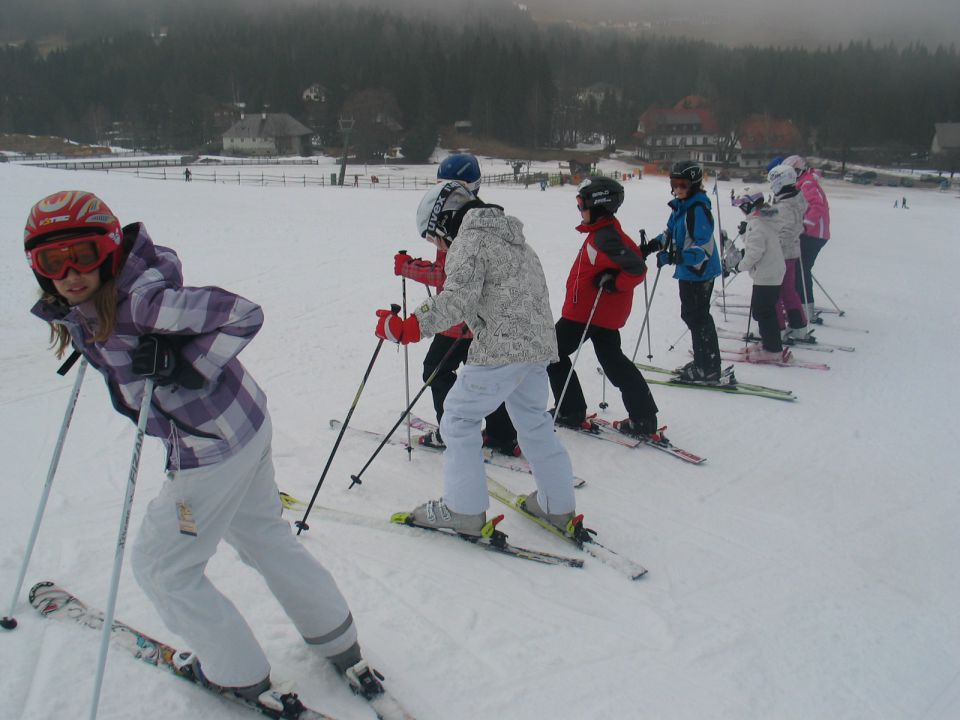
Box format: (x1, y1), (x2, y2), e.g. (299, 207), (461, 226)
(643, 162), (722, 382)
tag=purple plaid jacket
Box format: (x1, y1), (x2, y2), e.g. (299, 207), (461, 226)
(31, 223), (267, 470)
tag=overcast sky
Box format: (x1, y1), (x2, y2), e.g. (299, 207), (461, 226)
(516, 0), (960, 47)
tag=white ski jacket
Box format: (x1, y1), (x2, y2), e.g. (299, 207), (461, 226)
(771, 189), (808, 260)
(413, 206), (559, 366)
(738, 206), (787, 286)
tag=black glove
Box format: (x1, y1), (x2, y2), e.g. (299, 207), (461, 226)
(738, 221), (748, 236)
(131, 335), (205, 389)
(594, 271), (618, 292)
(639, 237), (661, 257)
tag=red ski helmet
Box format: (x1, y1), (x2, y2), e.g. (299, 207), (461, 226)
(24, 191), (124, 294)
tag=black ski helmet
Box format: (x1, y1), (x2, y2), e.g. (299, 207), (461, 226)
(669, 161), (704, 192)
(576, 176), (624, 220)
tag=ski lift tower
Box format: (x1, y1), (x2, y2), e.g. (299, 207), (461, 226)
(337, 115), (354, 187)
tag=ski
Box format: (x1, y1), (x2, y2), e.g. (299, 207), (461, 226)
(556, 414), (642, 448)
(718, 349), (830, 371)
(634, 363), (795, 401)
(590, 417), (705, 465)
(331, 417), (587, 488)
(484, 477), (648, 580)
(781, 334), (855, 352)
(809, 315), (870, 333)
(716, 303), (865, 332)
(716, 327), (854, 352)
(28, 581), (338, 719)
(557, 413), (705, 464)
(715, 327), (834, 353)
(279, 493), (582, 569)
(389, 512), (585, 568)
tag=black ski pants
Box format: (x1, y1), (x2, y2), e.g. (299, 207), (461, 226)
(679, 279), (721, 374)
(797, 234), (828, 306)
(423, 334), (516, 442)
(751, 284), (783, 352)
(547, 318), (658, 423)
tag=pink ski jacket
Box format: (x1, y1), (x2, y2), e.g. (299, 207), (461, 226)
(797, 169), (830, 240)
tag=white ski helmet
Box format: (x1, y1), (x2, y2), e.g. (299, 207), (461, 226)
(782, 155), (807, 172)
(416, 181), (477, 240)
(732, 190), (766, 215)
(767, 164), (798, 195)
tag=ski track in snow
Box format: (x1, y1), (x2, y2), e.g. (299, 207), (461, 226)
(2, 160), (960, 719)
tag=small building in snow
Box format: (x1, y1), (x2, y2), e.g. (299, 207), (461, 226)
(222, 113), (314, 156)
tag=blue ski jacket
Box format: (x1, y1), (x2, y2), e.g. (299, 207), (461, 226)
(656, 190), (721, 283)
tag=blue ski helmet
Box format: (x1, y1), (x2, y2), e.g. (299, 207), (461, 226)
(437, 153), (481, 193)
(765, 156), (785, 173)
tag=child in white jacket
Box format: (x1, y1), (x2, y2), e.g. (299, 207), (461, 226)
(374, 181), (579, 538)
(768, 164), (810, 340)
(724, 191), (792, 362)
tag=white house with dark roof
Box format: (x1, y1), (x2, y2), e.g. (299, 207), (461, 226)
(932, 123), (960, 155)
(222, 112), (314, 156)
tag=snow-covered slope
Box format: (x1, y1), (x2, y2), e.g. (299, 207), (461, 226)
(1, 162), (958, 720)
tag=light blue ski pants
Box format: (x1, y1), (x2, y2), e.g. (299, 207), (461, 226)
(439, 362), (576, 516)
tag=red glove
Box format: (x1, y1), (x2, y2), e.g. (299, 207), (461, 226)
(394, 252), (413, 276)
(375, 309), (421, 345)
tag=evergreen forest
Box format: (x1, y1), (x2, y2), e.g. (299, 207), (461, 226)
(1, 2), (958, 163)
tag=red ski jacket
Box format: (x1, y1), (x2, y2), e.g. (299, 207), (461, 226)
(560, 216), (648, 330)
(397, 249), (471, 339)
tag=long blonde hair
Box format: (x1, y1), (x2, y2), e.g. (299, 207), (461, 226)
(45, 277), (120, 358)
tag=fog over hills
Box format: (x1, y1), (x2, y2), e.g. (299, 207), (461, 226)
(2, 0), (959, 48)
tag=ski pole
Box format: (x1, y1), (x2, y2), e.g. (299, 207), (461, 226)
(400, 255), (412, 461)
(347, 328), (468, 489)
(643, 275), (653, 361)
(555, 285), (603, 424)
(1, 358), (88, 631)
(88, 378), (155, 720)
(812, 273), (845, 316)
(713, 180), (728, 320)
(296, 317), (394, 533)
(598, 367), (608, 410)
(667, 326), (689, 352)
(630, 265), (662, 362)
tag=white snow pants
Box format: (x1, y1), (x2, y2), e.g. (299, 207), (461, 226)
(439, 362), (575, 515)
(131, 416), (357, 688)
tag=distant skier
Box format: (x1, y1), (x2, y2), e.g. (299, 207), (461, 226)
(22, 190), (385, 706)
(782, 155), (831, 323)
(393, 153), (519, 456)
(723, 190), (793, 363)
(375, 181), (580, 537)
(546, 176), (660, 438)
(642, 161), (723, 382)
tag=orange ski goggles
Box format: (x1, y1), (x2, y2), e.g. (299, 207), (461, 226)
(28, 234), (116, 280)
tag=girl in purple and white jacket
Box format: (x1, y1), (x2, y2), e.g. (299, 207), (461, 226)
(24, 191), (382, 704)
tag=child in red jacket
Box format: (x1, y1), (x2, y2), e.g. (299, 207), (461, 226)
(547, 177), (659, 438)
